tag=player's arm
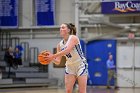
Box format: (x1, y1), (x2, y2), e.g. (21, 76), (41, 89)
(52, 43), (62, 65)
(53, 35), (78, 58)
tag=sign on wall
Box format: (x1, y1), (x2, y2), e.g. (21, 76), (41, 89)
(35, 0), (55, 26)
(0, 0), (18, 28)
(101, 1), (140, 14)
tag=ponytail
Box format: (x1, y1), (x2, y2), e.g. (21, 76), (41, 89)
(69, 23), (76, 35)
(64, 23), (77, 35)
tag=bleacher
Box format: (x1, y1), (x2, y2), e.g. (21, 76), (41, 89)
(0, 31), (58, 88)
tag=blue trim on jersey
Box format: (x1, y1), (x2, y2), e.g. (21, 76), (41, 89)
(79, 62), (87, 76)
(75, 44), (83, 59)
(65, 70), (69, 74)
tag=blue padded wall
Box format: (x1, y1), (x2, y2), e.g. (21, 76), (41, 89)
(86, 40), (116, 86)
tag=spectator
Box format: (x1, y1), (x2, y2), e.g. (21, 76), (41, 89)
(106, 53), (119, 89)
(14, 45), (23, 67)
(4, 47), (15, 78)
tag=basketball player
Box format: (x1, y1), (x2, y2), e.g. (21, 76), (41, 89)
(45, 23), (88, 93)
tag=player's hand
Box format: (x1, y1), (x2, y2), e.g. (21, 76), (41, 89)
(44, 52), (54, 62)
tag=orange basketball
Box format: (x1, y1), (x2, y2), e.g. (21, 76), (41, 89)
(38, 50), (51, 65)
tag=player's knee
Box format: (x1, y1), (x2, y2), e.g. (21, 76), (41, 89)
(79, 90), (86, 93)
(65, 88), (72, 93)
(79, 88), (86, 93)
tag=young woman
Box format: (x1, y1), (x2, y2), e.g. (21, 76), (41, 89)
(45, 23), (88, 93)
(4, 47), (15, 77)
(14, 45), (23, 67)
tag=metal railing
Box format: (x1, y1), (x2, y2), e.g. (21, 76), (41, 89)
(10, 37), (20, 48)
(29, 47), (48, 72)
(0, 32), (11, 50)
(20, 42), (30, 63)
(29, 47), (39, 66)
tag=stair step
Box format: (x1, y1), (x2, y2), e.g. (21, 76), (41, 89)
(0, 61), (7, 66)
(26, 78), (58, 85)
(22, 61), (30, 67)
(0, 61), (29, 67)
(0, 51), (5, 56)
(0, 83), (49, 88)
(0, 56), (4, 61)
(16, 72), (48, 78)
(0, 79), (13, 84)
(13, 78), (26, 84)
(2, 72), (15, 78)
(0, 51), (5, 61)
(5, 67), (39, 72)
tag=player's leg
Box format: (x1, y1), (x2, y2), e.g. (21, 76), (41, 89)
(77, 61), (88, 93)
(77, 75), (88, 93)
(65, 74), (76, 93)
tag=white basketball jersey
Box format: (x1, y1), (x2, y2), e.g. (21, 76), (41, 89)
(59, 35), (86, 65)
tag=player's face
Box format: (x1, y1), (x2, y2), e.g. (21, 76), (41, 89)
(60, 24), (69, 37)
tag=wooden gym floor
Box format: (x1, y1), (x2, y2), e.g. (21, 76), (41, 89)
(0, 86), (139, 93)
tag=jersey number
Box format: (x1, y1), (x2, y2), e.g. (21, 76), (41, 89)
(66, 53), (72, 58)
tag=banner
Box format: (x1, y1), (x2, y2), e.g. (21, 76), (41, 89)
(0, 0), (18, 28)
(101, 1), (140, 14)
(36, 0), (55, 26)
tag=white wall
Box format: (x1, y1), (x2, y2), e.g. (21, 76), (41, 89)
(55, 0), (75, 24)
(117, 41), (140, 87)
(20, 0), (33, 27)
